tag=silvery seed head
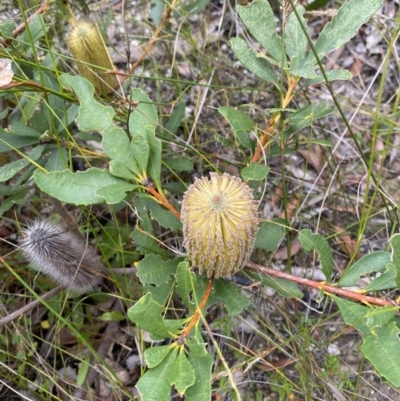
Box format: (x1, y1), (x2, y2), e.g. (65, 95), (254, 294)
(19, 219), (105, 294)
(181, 172), (260, 278)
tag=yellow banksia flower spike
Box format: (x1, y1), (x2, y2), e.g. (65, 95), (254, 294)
(181, 172), (260, 278)
(67, 19), (117, 94)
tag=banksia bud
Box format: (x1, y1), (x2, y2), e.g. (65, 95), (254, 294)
(19, 219), (105, 294)
(67, 19), (117, 94)
(181, 172), (260, 278)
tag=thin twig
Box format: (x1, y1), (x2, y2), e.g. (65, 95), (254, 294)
(0, 286), (63, 327)
(246, 262), (396, 307)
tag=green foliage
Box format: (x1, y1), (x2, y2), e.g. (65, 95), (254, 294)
(1, 0), (395, 398)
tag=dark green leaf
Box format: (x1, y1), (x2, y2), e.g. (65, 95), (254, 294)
(163, 157), (193, 172)
(237, 0), (284, 64)
(130, 227), (169, 257)
(338, 251), (391, 287)
(241, 164), (270, 181)
(137, 254), (179, 285)
(255, 219), (286, 252)
(127, 293), (174, 338)
(299, 229), (333, 280)
(230, 37), (279, 87)
(165, 102), (185, 135)
(214, 279), (250, 316)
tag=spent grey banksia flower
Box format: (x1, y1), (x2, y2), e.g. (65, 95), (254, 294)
(181, 172), (260, 278)
(19, 219), (105, 294)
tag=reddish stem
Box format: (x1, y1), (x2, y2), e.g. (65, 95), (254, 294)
(146, 185), (181, 219)
(179, 277), (214, 343)
(246, 262), (396, 307)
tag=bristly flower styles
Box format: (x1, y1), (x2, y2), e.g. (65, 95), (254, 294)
(19, 219), (105, 294)
(181, 172), (260, 278)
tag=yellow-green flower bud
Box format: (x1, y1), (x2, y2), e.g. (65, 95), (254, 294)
(67, 19), (117, 94)
(181, 173), (260, 278)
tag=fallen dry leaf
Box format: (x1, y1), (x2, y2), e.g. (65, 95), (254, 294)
(0, 59), (13, 87)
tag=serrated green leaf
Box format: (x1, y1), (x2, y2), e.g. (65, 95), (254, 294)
(237, 0), (284, 64)
(247, 271), (303, 299)
(127, 89), (161, 189)
(335, 297), (400, 387)
(299, 229), (333, 279)
(306, 69), (352, 85)
(390, 234), (400, 288)
(309, 0), (384, 62)
(34, 168), (130, 205)
(165, 102), (185, 136)
(185, 350), (213, 401)
(338, 251), (391, 287)
(168, 349), (196, 394)
(365, 263), (397, 292)
(186, 336), (208, 358)
(255, 219), (286, 252)
(127, 293), (174, 338)
(60, 74), (139, 177)
(163, 157), (193, 172)
(230, 37), (279, 87)
(144, 278), (175, 306)
(241, 163), (270, 181)
(214, 279), (250, 316)
(96, 183), (137, 204)
(144, 344), (174, 369)
(137, 254), (179, 285)
(286, 6), (308, 63)
(136, 346), (178, 401)
(109, 160), (136, 180)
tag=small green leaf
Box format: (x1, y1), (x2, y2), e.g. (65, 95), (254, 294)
(365, 263), (397, 292)
(230, 37), (279, 87)
(136, 346), (178, 401)
(109, 160), (137, 180)
(284, 102), (334, 137)
(309, 0), (384, 62)
(286, 6), (308, 63)
(168, 349), (196, 394)
(237, 0), (284, 64)
(241, 164), (270, 181)
(145, 198), (182, 231)
(338, 251), (391, 287)
(130, 228), (169, 257)
(163, 157), (193, 172)
(247, 271), (303, 299)
(144, 344), (174, 369)
(34, 168), (130, 205)
(165, 102), (185, 136)
(176, 261), (197, 312)
(255, 219), (286, 252)
(214, 279), (250, 316)
(218, 106), (256, 148)
(306, 69), (352, 85)
(137, 254), (179, 285)
(0, 145), (46, 182)
(390, 234), (400, 288)
(127, 293), (174, 338)
(99, 311), (126, 322)
(76, 353), (91, 386)
(299, 229), (333, 280)
(214, 133), (233, 147)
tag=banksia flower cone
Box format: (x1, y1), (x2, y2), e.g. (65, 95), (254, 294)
(67, 19), (117, 94)
(181, 173), (260, 278)
(19, 219), (105, 294)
